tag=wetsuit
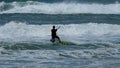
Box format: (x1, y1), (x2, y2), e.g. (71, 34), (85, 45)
(51, 28), (60, 42)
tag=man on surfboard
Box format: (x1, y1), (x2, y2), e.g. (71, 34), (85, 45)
(51, 26), (61, 43)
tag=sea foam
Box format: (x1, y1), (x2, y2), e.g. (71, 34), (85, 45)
(0, 21), (120, 42)
(0, 1), (120, 14)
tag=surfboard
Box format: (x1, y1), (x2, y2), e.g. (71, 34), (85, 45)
(59, 40), (68, 45)
(50, 38), (68, 45)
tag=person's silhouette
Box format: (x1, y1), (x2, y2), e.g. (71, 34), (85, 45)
(51, 26), (61, 43)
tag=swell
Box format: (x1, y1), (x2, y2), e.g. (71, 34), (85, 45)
(0, 42), (116, 50)
(1, 13), (120, 25)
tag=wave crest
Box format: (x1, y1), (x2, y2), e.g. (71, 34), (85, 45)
(0, 1), (120, 14)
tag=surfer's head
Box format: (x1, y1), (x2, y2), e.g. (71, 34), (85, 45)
(53, 26), (55, 29)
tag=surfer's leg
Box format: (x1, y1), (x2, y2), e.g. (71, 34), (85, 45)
(50, 39), (55, 42)
(56, 36), (61, 42)
(51, 36), (55, 43)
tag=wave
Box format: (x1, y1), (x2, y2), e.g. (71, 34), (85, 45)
(0, 42), (115, 50)
(0, 1), (120, 14)
(0, 42), (120, 60)
(0, 21), (120, 50)
(0, 21), (120, 43)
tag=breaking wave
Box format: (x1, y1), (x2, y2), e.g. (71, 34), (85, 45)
(0, 21), (120, 42)
(0, 21), (120, 50)
(0, 1), (120, 14)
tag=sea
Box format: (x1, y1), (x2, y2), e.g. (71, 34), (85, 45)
(0, 0), (120, 68)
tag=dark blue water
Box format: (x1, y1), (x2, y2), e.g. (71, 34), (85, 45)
(1, 14), (120, 25)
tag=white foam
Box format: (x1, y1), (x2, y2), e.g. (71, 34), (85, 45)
(0, 1), (120, 14)
(0, 21), (120, 43)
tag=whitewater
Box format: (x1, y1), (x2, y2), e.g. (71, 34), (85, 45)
(0, 21), (120, 43)
(0, 22), (120, 68)
(0, 1), (120, 14)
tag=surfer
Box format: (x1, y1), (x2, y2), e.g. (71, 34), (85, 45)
(51, 26), (61, 43)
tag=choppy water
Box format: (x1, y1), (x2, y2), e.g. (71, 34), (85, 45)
(0, 0), (120, 68)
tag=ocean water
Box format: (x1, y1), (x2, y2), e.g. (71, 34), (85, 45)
(0, 0), (120, 68)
